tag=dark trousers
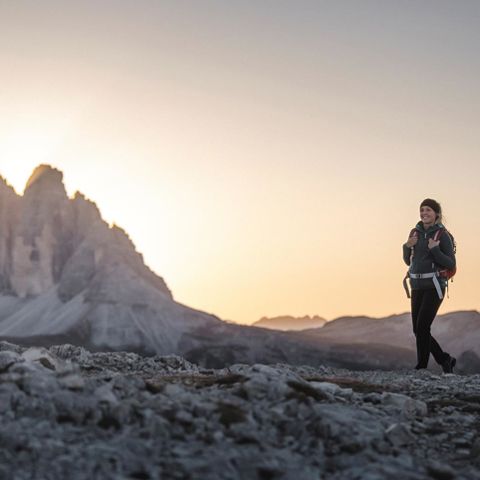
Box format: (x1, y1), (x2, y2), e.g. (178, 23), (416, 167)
(411, 288), (449, 368)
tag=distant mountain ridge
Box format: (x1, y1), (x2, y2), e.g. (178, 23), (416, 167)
(253, 315), (326, 331)
(297, 310), (480, 374)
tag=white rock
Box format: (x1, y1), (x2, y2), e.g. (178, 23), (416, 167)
(381, 392), (428, 419)
(0, 351), (23, 372)
(310, 381), (354, 399)
(385, 423), (415, 446)
(310, 381), (341, 395)
(162, 382), (185, 397)
(21, 347), (63, 371)
(94, 384), (118, 405)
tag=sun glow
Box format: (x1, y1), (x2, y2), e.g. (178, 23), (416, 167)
(0, 121), (72, 194)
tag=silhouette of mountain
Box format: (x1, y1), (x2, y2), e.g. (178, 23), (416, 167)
(0, 165), (351, 368)
(0, 165), (221, 354)
(253, 315), (326, 331)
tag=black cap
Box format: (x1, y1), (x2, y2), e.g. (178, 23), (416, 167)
(420, 198), (441, 216)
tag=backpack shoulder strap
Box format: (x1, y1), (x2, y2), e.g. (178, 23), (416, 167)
(433, 228), (444, 241)
(434, 227), (456, 254)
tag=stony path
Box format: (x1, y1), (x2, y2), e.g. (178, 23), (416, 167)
(0, 342), (479, 480)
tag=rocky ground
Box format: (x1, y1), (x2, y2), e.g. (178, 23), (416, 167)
(1, 342), (479, 480)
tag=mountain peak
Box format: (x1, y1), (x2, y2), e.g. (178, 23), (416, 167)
(0, 175), (18, 196)
(24, 164), (64, 192)
(254, 314), (326, 331)
(0, 163), (207, 355)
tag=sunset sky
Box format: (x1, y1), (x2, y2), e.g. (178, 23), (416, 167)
(1, 1), (479, 324)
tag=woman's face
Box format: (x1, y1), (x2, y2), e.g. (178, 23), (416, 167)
(420, 206), (437, 226)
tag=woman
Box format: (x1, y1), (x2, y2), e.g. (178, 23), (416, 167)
(403, 198), (456, 373)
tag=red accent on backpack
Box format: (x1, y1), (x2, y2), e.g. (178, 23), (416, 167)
(433, 228), (457, 280)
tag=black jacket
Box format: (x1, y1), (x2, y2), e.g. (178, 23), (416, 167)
(402, 222), (456, 290)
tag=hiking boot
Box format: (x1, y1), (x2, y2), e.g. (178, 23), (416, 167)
(442, 356), (456, 374)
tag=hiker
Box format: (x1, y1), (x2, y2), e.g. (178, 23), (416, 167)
(402, 198), (457, 373)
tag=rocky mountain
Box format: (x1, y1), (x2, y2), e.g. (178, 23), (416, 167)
(1, 341), (479, 479)
(0, 165), (377, 370)
(0, 165), (223, 354)
(253, 315), (326, 331)
(0, 165), (389, 371)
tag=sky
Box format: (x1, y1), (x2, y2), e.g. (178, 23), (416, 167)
(0, 1), (479, 324)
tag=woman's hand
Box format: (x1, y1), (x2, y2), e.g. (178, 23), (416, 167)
(406, 235), (418, 248)
(428, 238), (440, 249)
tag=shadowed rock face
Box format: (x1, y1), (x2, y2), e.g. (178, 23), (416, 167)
(0, 178), (19, 294)
(11, 165), (75, 296)
(0, 165), (221, 354)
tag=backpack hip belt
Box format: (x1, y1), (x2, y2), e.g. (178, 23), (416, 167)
(408, 272), (443, 299)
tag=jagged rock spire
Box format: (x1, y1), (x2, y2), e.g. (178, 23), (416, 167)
(0, 165), (200, 355)
(24, 164), (64, 192)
